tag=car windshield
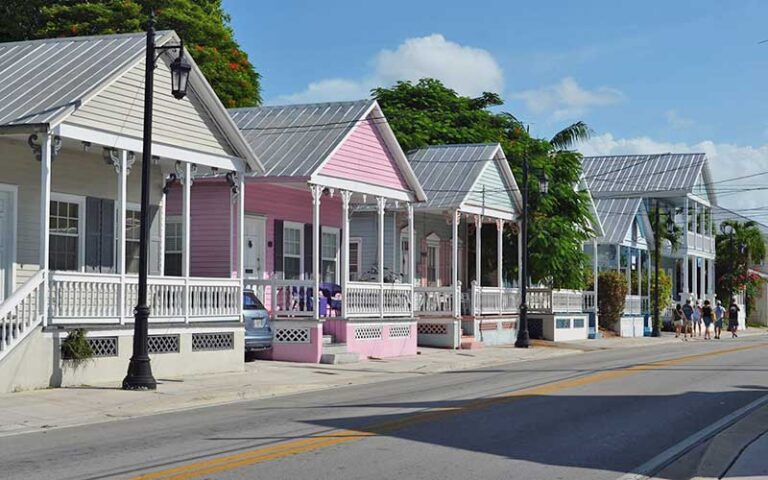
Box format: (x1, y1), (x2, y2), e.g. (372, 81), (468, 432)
(243, 291), (265, 310)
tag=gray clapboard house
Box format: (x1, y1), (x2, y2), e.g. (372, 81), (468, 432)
(0, 31), (261, 392)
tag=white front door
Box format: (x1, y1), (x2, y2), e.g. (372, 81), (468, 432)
(244, 216), (266, 278)
(0, 190), (12, 302)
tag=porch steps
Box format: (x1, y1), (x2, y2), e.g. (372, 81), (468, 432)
(459, 335), (484, 350)
(320, 335), (360, 364)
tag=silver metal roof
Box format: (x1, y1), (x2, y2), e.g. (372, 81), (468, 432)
(582, 153), (708, 199)
(593, 198), (644, 244)
(229, 100), (374, 177)
(712, 206), (768, 237)
(408, 144), (500, 210)
(0, 31), (162, 129)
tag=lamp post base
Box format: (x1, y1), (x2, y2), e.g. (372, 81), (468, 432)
(514, 333), (530, 348)
(122, 357), (157, 390)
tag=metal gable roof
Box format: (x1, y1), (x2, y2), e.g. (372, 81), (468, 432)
(593, 197), (645, 245)
(408, 143), (508, 211)
(229, 99), (374, 177)
(0, 31), (153, 129)
(582, 153), (708, 199)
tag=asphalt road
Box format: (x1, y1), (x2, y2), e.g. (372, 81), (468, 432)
(2, 335), (767, 480)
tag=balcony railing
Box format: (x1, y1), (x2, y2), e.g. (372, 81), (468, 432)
(50, 271), (241, 324)
(686, 231), (716, 253)
(244, 278), (315, 319)
(470, 282), (520, 316)
(346, 282), (412, 318)
(414, 285), (460, 317)
(623, 295), (650, 316)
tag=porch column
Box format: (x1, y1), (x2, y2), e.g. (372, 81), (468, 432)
(407, 203), (415, 318)
(691, 256), (697, 301)
(683, 199), (689, 299)
(340, 191), (352, 307)
(452, 210), (459, 318)
(638, 249), (642, 310)
(709, 258), (715, 297)
(647, 250), (652, 308)
(592, 238), (599, 314)
(496, 219), (504, 316)
(311, 185), (322, 321)
(626, 247), (632, 299)
(377, 196), (386, 319)
(699, 256), (705, 300)
(182, 162), (192, 323)
(116, 150), (128, 324)
(39, 134), (53, 325)
(474, 215), (482, 315)
(236, 173), (245, 284)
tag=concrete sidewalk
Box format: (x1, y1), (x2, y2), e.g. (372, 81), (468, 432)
(1, 330), (764, 439)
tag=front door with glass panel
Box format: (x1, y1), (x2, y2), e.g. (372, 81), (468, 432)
(0, 190), (12, 301)
(244, 216), (266, 278)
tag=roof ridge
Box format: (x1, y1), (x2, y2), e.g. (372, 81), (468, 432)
(583, 152), (706, 159)
(0, 30), (171, 48)
(231, 98), (374, 113)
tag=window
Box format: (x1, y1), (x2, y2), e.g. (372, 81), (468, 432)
(400, 228), (409, 279)
(49, 197), (83, 271)
(349, 239), (361, 281)
(283, 223), (302, 280)
(125, 208), (141, 273)
(426, 233), (440, 286)
(164, 217), (182, 276)
(573, 318), (585, 329)
(321, 228), (339, 283)
(556, 318), (571, 329)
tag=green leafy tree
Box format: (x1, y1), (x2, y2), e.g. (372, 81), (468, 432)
(716, 220), (766, 303)
(0, 0), (261, 108)
(597, 270), (627, 329)
(373, 79), (595, 288)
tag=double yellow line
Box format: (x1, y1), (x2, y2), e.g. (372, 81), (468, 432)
(133, 342), (764, 480)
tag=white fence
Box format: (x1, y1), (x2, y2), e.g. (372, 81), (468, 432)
(470, 283), (520, 316)
(0, 270), (44, 362)
(346, 282), (412, 318)
(551, 289), (585, 313)
(583, 292), (596, 312)
(49, 272), (240, 324)
(244, 278), (315, 319)
(414, 286), (459, 317)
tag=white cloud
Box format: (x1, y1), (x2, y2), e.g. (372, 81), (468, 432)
(581, 133), (768, 216)
(272, 34), (503, 104)
(513, 77), (624, 121)
(665, 109), (695, 129)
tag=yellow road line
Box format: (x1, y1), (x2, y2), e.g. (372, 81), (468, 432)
(133, 341), (765, 480)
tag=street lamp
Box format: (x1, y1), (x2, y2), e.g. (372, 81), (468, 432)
(123, 17), (191, 391)
(515, 148), (548, 348)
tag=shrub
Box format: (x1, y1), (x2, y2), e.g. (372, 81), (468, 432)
(650, 269), (673, 330)
(61, 328), (93, 361)
(598, 271), (627, 329)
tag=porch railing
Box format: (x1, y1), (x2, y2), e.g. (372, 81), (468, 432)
(49, 271), (240, 324)
(527, 287), (553, 314)
(527, 288), (589, 314)
(346, 282), (412, 318)
(470, 282), (520, 316)
(244, 278), (315, 319)
(624, 295), (648, 316)
(583, 291), (596, 312)
(551, 289), (584, 313)
(0, 269), (45, 362)
(414, 285), (460, 317)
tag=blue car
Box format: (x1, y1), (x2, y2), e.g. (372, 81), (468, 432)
(243, 289), (271, 352)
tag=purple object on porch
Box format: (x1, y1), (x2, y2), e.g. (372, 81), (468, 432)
(320, 283), (342, 316)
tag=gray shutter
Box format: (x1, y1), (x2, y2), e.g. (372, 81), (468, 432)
(304, 224), (313, 277)
(100, 199), (115, 273)
(148, 205), (161, 275)
(85, 197), (101, 273)
(273, 220), (283, 278)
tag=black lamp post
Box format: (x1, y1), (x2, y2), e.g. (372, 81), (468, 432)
(515, 147), (549, 348)
(123, 17), (191, 390)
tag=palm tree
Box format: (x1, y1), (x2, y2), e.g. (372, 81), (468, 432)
(549, 121), (594, 151)
(716, 220), (767, 301)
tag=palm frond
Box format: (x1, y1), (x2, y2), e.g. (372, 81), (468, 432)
(550, 121), (594, 151)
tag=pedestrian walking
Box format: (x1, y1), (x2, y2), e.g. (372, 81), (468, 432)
(728, 298), (740, 338)
(714, 300), (725, 339)
(673, 304), (684, 338)
(692, 299), (703, 337)
(682, 299), (694, 340)
(702, 300), (713, 340)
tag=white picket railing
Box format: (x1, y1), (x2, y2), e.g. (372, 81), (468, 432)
(244, 278), (315, 318)
(470, 282), (520, 316)
(583, 291), (596, 312)
(624, 295), (643, 315)
(50, 272), (240, 324)
(527, 288), (553, 313)
(414, 286), (459, 317)
(551, 289), (584, 313)
(0, 270), (45, 362)
(346, 282), (412, 318)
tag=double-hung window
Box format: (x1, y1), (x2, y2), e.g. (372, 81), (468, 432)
(349, 239), (361, 281)
(49, 195), (84, 271)
(283, 223), (302, 280)
(321, 227), (339, 283)
(426, 233), (440, 286)
(125, 208), (141, 274)
(164, 217), (183, 276)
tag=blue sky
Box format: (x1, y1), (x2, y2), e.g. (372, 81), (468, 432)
(223, 0), (768, 214)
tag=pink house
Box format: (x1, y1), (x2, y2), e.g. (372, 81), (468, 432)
(169, 100), (426, 363)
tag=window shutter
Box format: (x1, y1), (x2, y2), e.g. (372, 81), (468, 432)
(304, 224), (313, 277)
(148, 205), (161, 275)
(273, 219), (283, 278)
(100, 199), (115, 273)
(85, 197), (101, 273)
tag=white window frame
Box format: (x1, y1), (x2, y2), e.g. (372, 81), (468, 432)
(121, 202), (142, 274)
(0, 183), (18, 298)
(349, 237), (362, 282)
(283, 221), (304, 280)
(50, 192), (86, 272)
(321, 226), (340, 283)
(164, 215), (183, 276)
(426, 232), (441, 287)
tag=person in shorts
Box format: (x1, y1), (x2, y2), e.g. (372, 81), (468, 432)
(672, 304), (684, 338)
(702, 300), (713, 340)
(714, 300), (725, 339)
(692, 300), (703, 337)
(681, 299), (694, 341)
(728, 298), (740, 338)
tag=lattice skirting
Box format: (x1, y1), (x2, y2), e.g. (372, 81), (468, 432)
(418, 323), (448, 335)
(148, 334), (181, 354)
(354, 326), (383, 340)
(388, 325), (412, 338)
(191, 332), (235, 351)
(274, 328), (310, 344)
(85, 337), (119, 357)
